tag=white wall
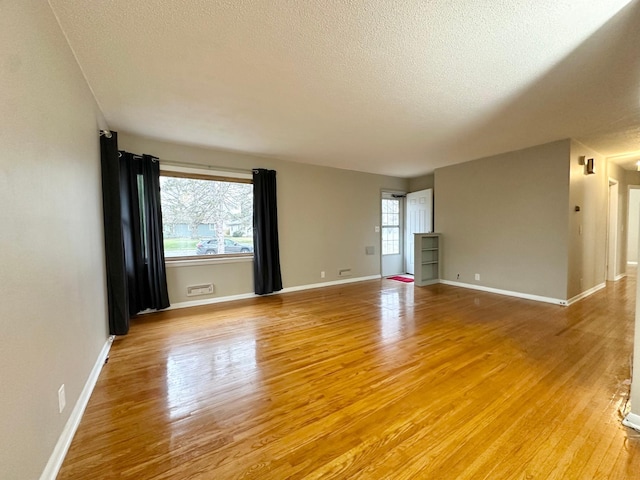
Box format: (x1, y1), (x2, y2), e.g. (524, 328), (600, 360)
(607, 161), (629, 276)
(0, 3), (109, 479)
(567, 140), (608, 298)
(626, 172), (640, 268)
(119, 134), (408, 304)
(628, 188), (640, 264)
(409, 173), (434, 192)
(434, 140), (571, 300)
(433, 139), (629, 302)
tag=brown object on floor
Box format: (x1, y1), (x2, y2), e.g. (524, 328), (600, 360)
(58, 276), (640, 479)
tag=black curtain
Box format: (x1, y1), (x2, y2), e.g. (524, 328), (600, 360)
(100, 132), (129, 335)
(100, 134), (170, 335)
(119, 152), (170, 315)
(253, 169), (283, 294)
(140, 155), (170, 310)
(119, 151), (145, 317)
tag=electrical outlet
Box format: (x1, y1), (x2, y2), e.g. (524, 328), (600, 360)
(58, 384), (66, 413)
(475, 273), (480, 281)
(321, 271), (325, 278)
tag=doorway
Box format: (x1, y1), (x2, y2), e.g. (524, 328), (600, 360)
(381, 192), (405, 277)
(627, 187), (640, 267)
(405, 189), (433, 275)
(607, 179), (618, 281)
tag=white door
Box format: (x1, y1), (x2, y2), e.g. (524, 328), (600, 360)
(405, 189), (433, 275)
(381, 193), (404, 276)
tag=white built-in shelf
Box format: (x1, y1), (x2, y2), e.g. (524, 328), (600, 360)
(414, 233), (441, 286)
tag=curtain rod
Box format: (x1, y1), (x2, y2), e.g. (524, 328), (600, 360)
(114, 150), (251, 174)
(117, 151), (158, 162)
(98, 131), (250, 173)
(159, 159), (252, 175)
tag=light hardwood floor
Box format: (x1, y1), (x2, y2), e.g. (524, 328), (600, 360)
(58, 276), (640, 479)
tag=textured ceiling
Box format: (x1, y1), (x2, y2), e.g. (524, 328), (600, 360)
(48, 0), (640, 177)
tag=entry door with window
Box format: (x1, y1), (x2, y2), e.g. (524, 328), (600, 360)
(381, 193), (404, 276)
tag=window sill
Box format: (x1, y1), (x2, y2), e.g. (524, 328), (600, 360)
(165, 255), (254, 268)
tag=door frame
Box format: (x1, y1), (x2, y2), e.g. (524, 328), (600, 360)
(404, 188), (434, 275)
(607, 178), (619, 281)
(627, 186), (640, 267)
(380, 190), (406, 277)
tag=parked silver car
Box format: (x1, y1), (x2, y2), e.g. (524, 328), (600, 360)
(195, 238), (253, 255)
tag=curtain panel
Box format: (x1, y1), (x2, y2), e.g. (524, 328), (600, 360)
(100, 132), (130, 335)
(100, 133), (169, 335)
(140, 155), (170, 310)
(119, 152), (170, 315)
(253, 169), (283, 295)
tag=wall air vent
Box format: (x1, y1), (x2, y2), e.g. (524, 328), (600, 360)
(186, 283), (214, 297)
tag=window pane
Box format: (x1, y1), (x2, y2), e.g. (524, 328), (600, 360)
(381, 198), (400, 255)
(160, 176), (253, 258)
(381, 199), (400, 226)
(382, 226), (400, 255)
(137, 174), (148, 258)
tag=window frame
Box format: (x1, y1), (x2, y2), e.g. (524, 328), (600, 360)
(159, 164), (254, 265)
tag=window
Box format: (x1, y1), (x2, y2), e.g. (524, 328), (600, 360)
(159, 169), (253, 259)
(381, 198), (400, 255)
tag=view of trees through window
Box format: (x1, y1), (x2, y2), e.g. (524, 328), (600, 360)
(160, 174), (253, 258)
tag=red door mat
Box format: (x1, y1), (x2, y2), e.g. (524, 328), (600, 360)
(387, 276), (414, 283)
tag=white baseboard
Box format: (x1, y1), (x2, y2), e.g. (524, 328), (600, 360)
(439, 280), (567, 306)
(615, 273), (627, 281)
(165, 275), (382, 311)
(39, 335), (114, 480)
(280, 275), (381, 294)
(566, 283), (606, 306)
(623, 412), (640, 432)
(163, 292), (257, 311)
(627, 261), (638, 265)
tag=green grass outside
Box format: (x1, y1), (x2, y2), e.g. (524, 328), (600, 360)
(164, 237), (253, 251)
(163, 238), (199, 250)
